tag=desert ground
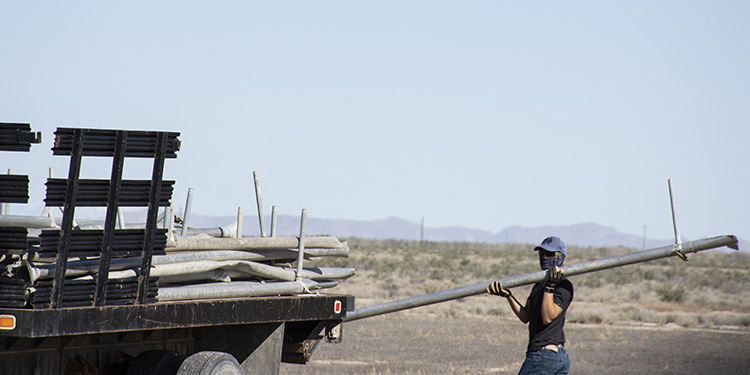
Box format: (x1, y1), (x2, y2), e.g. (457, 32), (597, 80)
(281, 238), (750, 374)
(280, 314), (750, 375)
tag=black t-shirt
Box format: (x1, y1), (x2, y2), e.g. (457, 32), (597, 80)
(525, 279), (574, 353)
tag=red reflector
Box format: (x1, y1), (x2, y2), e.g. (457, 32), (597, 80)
(334, 300), (342, 314)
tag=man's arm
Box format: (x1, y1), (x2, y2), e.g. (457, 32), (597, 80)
(507, 293), (530, 324)
(541, 266), (565, 325)
(541, 290), (563, 325)
(486, 281), (529, 324)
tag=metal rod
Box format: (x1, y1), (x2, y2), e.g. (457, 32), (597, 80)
(253, 171), (266, 237)
(95, 130), (127, 306)
(296, 209), (307, 281)
(181, 187), (194, 237)
(270, 205), (278, 237)
(50, 128), (85, 309)
(137, 132), (167, 304)
(344, 234), (738, 322)
(169, 236), (345, 251)
(236, 206), (243, 238)
(167, 203), (175, 241)
(668, 179), (682, 248)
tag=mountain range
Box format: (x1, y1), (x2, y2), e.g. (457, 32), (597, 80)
(184, 213), (746, 251)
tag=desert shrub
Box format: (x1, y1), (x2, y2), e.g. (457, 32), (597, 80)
(655, 285), (685, 302)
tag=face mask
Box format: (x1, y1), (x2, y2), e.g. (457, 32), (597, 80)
(539, 253), (565, 270)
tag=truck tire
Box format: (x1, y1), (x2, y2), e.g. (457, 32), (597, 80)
(177, 351), (241, 375)
(126, 350), (186, 375)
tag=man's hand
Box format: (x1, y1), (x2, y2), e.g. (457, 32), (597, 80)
(544, 266), (564, 292)
(486, 281), (512, 297)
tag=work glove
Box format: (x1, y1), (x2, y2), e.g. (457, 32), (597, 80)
(486, 281), (511, 297)
(544, 266), (564, 293)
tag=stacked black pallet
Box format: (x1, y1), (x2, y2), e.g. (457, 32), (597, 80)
(52, 128), (180, 158)
(0, 278), (28, 308)
(29, 278), (159, 309)
(0, 227), (28, 255)
(0, 175), (30, 203)
(44, 179), (174, 207)
(0, 122), (42, 151)
(36, 229), (168, 259)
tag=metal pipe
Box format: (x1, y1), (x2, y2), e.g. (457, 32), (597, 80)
(182, 222), (237, 238)
(668, 179), (682, 249)
(156, 279), (337, 302)
(0, 215), (58, 228)
(270, 205), (278, 237)
(253, 171), (266, 237)
(117, 208), (125, 230)
(169, 236), (345, 251)
(236, 206), (243, 238)
(296, 208), (307, 281)
(344, 234), (738, 322)
(181, 187), (194, 236)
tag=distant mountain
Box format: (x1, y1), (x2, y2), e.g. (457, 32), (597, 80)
(181, 213), (744, 250)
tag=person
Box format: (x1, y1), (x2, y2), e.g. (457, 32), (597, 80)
(486, 236), (574, 375)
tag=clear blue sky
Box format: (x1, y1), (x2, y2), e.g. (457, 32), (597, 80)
(2, 2), (748, 243)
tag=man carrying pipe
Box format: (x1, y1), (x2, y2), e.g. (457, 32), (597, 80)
(487, 236), (573, 375)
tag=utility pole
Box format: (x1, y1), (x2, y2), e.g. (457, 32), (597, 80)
(420, 216), (424, 247)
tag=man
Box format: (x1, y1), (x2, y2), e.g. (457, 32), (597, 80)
(486, 236), (574, 375)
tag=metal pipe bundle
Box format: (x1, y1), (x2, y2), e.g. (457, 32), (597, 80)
(36, 229), (168, 258)
(18, 244), (350, 283)
(44, 179), (174, 207)
(0, 175), (30, 203)
(345, 235), (739, 322)
(52, 128), (180, 158)
(0, 227), (27, 253)
(0, 122), (41, 151)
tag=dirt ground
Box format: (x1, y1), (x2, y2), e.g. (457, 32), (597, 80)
(280, 314), (750, 375)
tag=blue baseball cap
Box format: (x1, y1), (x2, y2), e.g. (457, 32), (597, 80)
(534, 236), (566, 256)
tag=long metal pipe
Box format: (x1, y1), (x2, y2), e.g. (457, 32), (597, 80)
(169, 236), (345, 251)
(344, 234), (738, 322)
(253, 171), (267, 237)
(181, 187), (194, 236)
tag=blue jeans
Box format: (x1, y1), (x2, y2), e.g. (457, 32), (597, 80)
(518, 347), (570, 375)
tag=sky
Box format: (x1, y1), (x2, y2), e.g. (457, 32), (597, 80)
(1, 2), (748, 243)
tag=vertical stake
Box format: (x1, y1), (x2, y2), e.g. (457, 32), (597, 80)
(270, 205), (278, 237)
(296, 208), (307, 281)
(667, 178), (688, 261)
(236, 206), (243, 238)
(181, 187), (194, 236)
(253, 171), (266, 237)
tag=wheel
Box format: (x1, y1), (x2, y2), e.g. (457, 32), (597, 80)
(126, 350), (186, 375)
(177, 351), (241, 375)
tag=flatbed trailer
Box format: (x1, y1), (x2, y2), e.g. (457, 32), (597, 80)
(0, 124), (354, 374)
(0, 294), (353, 374)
